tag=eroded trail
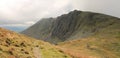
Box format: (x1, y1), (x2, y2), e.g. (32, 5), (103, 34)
(33, 47), (42, 58)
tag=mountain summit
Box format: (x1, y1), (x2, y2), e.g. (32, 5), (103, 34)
(22, 10), (120, 44)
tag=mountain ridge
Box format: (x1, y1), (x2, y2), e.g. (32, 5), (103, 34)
(22, 10), (120, 44)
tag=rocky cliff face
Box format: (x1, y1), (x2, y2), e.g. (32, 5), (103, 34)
(22, 10), (120, 44)
(51, 10), (82, 40)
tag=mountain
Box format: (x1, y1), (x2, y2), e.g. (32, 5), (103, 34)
(21, 18), (55, 40)
(0, 27), (71, 58)
(22, 10), (120, 44)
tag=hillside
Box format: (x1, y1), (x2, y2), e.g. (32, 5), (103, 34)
(58, 36), (120, 58)
(22, 10), (120, 44)
(0, 28), (71, 58)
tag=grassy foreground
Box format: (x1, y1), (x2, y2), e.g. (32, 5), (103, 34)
(58, 37), (120, 58)
(0, 28), (71, 58)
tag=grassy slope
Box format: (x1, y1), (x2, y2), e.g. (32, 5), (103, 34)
(58, 37), (120, 58)
(0, 28), (71, 58)
(58, 19), (120, 58)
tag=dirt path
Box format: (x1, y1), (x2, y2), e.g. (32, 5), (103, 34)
(33, 47), (42, 58)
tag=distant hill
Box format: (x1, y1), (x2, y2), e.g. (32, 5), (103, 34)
(22, 10), (120, 44)
(2, 26), (27, 32)
(0, 28), (71, 58)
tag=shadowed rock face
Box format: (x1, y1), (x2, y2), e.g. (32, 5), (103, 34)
(52, 10), (82, 40)
(22, 10), (120, 44)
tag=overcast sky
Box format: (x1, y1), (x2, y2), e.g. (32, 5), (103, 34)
(0, 0), (120, 31)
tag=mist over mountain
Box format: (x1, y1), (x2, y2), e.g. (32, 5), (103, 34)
(22, 10), (120, 44)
